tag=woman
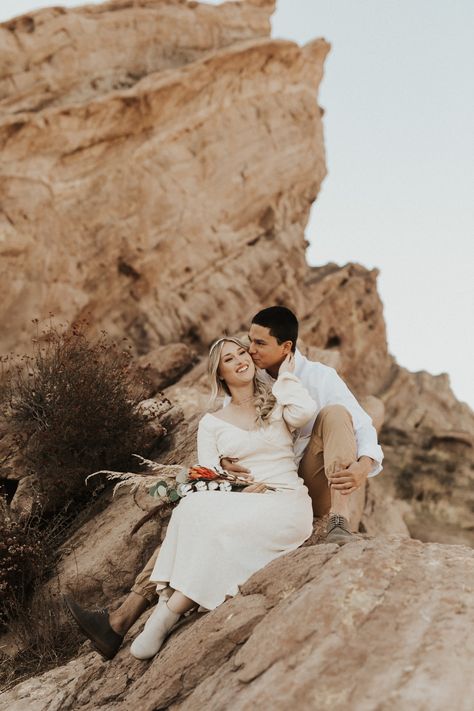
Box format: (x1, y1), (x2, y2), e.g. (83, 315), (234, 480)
(130, 337), (316, 659)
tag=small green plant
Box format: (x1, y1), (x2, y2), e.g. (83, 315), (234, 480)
(2, 322), (151, 511)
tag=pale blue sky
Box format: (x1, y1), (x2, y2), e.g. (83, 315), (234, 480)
(2, 0), (473, 408)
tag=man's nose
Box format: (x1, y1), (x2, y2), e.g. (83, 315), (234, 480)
(248, 342), (256, 354)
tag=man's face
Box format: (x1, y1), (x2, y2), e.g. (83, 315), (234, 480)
(248, 323), (291, 371)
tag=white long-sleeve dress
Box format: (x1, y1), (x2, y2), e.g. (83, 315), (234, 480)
(150, 372), (316, 610)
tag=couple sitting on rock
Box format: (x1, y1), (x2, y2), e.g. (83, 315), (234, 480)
(66, 306), (383, 661)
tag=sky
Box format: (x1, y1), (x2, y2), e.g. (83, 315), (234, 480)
(2, 0), (473, 408)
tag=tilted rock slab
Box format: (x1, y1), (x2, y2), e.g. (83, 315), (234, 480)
(0, 0), (276, 114)
(378, 365), (474, 546)
(3, 537), (473, 710)
(0, 0), (328, 354)
(300, 262), (394, 397)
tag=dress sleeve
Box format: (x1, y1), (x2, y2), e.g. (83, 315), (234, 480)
(197, 416), (221, 469)
(271, 372), (318, 430)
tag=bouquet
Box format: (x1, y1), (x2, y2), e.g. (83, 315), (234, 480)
(149, 465), (256, 505)
(87, 457), (290, 510)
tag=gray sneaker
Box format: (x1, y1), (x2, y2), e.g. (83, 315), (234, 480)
(326, 514), (354, 545)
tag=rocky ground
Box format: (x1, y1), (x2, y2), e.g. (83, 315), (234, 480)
(3, 536), (474, 711)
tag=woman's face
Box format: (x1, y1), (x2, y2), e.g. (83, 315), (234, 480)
(218, 341), (255, 388)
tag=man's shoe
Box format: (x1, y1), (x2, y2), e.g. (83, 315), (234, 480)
(64, 595), (123, 660)
(326, 514), (354, 546)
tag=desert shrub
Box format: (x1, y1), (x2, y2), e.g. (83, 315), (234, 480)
(0, 572), (82, 692)
(2, 322), (150, 511)
(0, 498), (44, 623)
(0, 495), (107, 689)
(0, 324), (155, 688)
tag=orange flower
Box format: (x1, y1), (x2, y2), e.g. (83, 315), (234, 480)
(188, 465), (219, 481)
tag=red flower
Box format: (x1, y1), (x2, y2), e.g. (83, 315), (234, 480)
(188, 465), (219, 481)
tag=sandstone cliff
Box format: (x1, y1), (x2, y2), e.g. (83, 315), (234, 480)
(0, 0), (327, 355)
(0, 0), (473, 706)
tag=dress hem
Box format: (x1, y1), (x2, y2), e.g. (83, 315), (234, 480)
(150, 532), (312, 611)
(150, 576), (238, 611)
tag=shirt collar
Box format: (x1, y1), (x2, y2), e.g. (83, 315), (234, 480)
(294, 348), (305, 376)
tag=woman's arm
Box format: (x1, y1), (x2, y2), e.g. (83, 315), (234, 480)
(197, 416), (221, 469)
(272, 371), (318, 430)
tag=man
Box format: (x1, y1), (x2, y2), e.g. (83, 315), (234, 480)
(66, 305), (383, 659)
(244, 306), (382, 526)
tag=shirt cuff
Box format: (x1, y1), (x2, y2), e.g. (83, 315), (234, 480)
(358, 452), (383, 477)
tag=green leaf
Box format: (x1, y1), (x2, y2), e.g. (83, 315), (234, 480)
(169, 489), (180, 502)
(157, 485), (168, 497)
(148, 483), (159, 497)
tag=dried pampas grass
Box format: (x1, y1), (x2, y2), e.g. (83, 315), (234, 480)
(86, 454), (185, 497)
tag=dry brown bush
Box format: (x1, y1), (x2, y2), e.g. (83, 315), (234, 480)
(2, 322), (151, 512)
(0, 497), (43, 622)
(0, 581), (82, 692)
(0, 323), (159, 688)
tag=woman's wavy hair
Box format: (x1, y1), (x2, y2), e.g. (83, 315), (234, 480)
(208, 337), (276, 426)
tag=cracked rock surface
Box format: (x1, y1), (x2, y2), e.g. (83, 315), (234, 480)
(3, 537), (473, 711)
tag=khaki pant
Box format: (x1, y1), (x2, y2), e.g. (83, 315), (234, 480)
(298, 404), (365, 529)
(131, 404), (364, 603)
(131, 548), (161, 603)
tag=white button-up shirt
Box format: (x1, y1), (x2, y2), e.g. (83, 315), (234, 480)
(258, 350), (384, 477)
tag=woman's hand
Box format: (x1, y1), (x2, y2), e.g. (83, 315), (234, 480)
(278, 352), (295, 376)
(242, 482), (268, 494)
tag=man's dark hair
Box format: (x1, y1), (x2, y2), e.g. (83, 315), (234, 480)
(251, 306), (299, 352)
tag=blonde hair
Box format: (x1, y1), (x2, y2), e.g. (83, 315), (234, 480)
(208, 337), (276, 426)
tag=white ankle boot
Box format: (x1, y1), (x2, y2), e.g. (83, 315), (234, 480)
(130, 603), (180, 660)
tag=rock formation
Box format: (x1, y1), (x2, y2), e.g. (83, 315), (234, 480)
(0, 0), (276, 114)
(0, 0), (327, 354)
(4, 537), (474, 711)
(0, 0), (473, 705)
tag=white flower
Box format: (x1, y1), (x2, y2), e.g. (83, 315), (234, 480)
(177, 483), (193, 497)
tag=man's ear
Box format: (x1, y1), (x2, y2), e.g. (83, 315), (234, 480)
(281, 341), (293, 356)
